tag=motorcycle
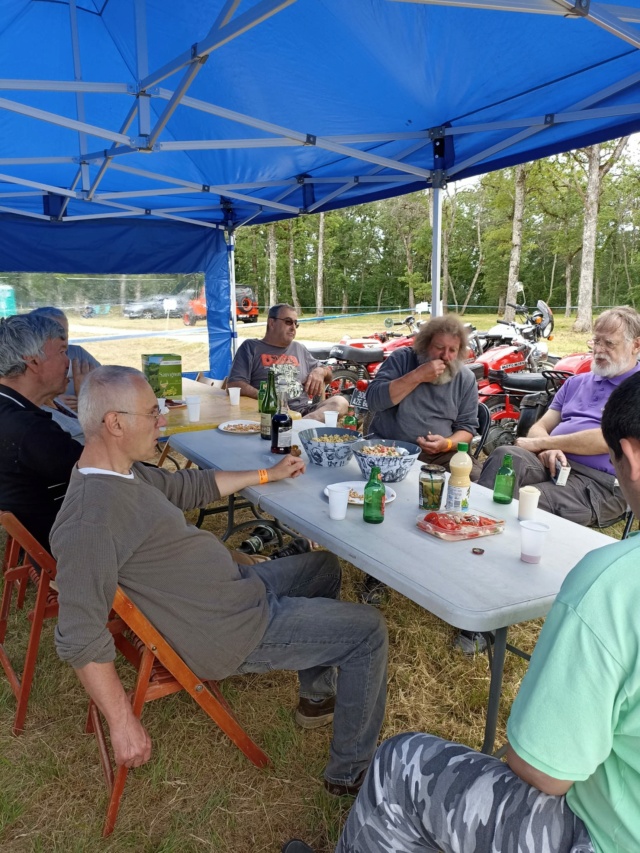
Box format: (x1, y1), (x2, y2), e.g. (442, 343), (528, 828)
(467, 299), (556, 358)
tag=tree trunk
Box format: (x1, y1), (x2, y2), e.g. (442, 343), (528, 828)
(460, 211), (484, 316)
(288, 222), (302, 314)
(316, 212), (325, 319)
(267, 223), (277, 308)
(547, 253), (557, 304)
(342, 288), (348, 313)
(573, 145), (600, 333)
(251, 231), (259, 303)
(119, 274), (127, 306)
(504, 164), (526, 322)
(565, 257), (573, 317)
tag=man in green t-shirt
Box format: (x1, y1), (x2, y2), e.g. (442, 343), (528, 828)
(285, 373), (640, 853)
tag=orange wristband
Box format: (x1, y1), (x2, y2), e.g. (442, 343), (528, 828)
(445, 438), (453, 452)
(258, 469), (269, 485)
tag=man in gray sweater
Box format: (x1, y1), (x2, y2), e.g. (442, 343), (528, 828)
(52, 366), (387, 796)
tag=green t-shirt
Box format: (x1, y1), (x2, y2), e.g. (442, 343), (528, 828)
(507, 536), (640, 853)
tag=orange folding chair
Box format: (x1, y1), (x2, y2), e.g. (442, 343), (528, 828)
(0, 511), (58, 734)
(89, 586), (270, 836)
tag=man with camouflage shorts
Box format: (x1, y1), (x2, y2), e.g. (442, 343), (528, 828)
(285, 371), (640, 853)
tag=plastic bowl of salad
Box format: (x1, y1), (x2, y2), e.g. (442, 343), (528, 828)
(351, 438), (420, 482)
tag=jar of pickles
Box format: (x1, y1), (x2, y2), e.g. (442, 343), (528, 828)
(419, 464), (446, 511)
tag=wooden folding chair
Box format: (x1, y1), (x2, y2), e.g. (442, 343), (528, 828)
(0, 511), (58, 734)
(89, 586), (270, 836)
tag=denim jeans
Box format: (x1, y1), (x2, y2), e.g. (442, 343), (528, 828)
(337, 734), (594, 853)
(235, 550), (388, 786)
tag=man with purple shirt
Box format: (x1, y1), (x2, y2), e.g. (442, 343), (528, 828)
(478, 307), (640, 526)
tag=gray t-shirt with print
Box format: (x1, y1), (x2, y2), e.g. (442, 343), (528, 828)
(229, 339), (319, 410)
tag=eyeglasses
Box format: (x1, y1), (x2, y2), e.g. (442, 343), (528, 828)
(274, 317), (299, 328)
(105, 408), (162, 425)
(588, 337), (626, 351)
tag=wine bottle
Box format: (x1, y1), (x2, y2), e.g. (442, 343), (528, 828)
(270, 382), (292, 454)
(260, 369), (277, 441)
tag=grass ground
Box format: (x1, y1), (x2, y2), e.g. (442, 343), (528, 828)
(0, 311), (616, 852)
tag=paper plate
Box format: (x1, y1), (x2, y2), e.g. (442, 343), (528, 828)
(323, 481), (397, 506)
(218, 419), (261, 434)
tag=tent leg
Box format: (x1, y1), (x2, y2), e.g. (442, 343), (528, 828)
(431, 185), (443, 316)
(227, 228), (238, 358)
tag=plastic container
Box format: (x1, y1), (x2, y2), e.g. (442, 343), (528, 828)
(445, 442), (472, 511)
(416, 510), (505, 541)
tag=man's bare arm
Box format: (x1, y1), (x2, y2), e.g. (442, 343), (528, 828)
(76, 661), (152, 768)
(214, 455), (305, 497)
(226, 379), (258, 399)
(506, 744), (573, 796)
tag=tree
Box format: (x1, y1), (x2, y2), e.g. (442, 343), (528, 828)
(315, 212), (325, 318)
(267, 223), (277, 308)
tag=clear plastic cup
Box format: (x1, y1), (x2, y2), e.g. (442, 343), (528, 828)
(518, 485), (540, 521)
(324, 411), (339, 427)
(520, 520), (550, 564)
(185, 395), (201, 422)
(326, 484), (349, 520)
(228, 387), (241, 405)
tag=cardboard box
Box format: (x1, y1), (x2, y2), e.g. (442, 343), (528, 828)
(142, 354), (182, 398)
(552, 459), (571, 486)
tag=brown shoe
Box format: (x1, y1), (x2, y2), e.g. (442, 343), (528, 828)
(323, 769), (367, 797)
(294, 696), (335, 729)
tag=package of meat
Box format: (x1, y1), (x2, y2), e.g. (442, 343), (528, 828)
(416, 510), (505, 541)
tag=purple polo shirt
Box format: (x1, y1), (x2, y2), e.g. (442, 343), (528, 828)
(549, 364), (640, 474)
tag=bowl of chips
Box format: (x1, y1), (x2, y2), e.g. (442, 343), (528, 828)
(351, 439), (420, 482)
(298, 427), (362, 467)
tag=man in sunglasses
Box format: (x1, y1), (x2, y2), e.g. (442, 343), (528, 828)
(228, 303), (347, 422)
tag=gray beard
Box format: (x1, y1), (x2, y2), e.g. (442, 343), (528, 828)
(591, 356), (628, 378)
(417, 355), (461, 385)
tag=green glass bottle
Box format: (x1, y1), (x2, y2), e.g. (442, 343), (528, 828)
(260, 368), (278, 441)
(493, 453), (515, 504)
(343, 406), (358, 431)
(258, 379), (267, 413)
(363, 466), (385, 524)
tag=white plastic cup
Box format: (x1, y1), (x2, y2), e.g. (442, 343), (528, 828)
(324, 411), (339, 428)
(326, 484), (349, 520)
(228, 387), (241, 406)
(185, 395), (201, 423)
(520, 520), (550, 564)
(518, 485), (540, 521)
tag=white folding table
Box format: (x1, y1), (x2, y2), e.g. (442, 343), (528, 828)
(170, 429), (613, 753)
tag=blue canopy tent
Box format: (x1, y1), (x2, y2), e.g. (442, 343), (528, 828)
(0, 0), (639, 376)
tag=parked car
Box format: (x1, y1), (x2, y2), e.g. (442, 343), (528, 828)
(123, 292), (190, 319)
(183, 285), (259, 326)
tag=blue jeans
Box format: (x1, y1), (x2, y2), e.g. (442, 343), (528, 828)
(235, 551), (388, 786)
(337, 734), (594, 853)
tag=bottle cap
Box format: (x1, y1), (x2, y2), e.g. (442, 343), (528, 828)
(457, 442), (469, 452)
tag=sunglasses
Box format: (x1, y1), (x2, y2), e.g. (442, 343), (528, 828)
(274, 317), (299, 328)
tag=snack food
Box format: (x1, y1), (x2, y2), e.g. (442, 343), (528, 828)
(290, 444), (302, 457)
(416, 510), (504, 541)
(220, 422), (260, 433)
(359, 443), (408, 457)
(315, 434), (358, 444)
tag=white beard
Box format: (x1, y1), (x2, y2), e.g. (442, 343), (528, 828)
(591, 354), (630, 378)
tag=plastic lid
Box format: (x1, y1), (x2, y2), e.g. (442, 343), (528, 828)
(457, 442), (469, 452)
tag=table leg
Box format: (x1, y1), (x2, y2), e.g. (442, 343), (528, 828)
(481, 626), (507, 755)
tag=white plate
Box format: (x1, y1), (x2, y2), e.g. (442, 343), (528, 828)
(218, 419), (261, 434)
(323, 481), (397, 506)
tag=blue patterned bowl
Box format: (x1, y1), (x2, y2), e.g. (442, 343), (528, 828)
(352, 439), (420, 482)
(298, 427), (362, 467)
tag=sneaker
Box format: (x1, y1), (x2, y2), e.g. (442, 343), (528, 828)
(323, 768), (367, 797)
(294, 696), (335, 729)
(454, 630), (494, 656)
(358, 574), (388, 606)
(282, 841), (316, 853)
(270, 537), (311, 559)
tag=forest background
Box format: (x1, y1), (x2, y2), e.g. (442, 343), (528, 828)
(3, 140), (638, 334)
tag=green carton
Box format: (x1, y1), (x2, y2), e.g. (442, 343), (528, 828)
(142, 354), (182, 398)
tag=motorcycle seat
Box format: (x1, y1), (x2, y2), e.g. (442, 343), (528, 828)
(306, 345), (333, 360)
(496, 371), (548, 393)
(329, 344), (385, 364)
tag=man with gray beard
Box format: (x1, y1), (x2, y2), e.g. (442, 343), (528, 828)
(479, 306), (640, 527)
(366, 315), (480, 472)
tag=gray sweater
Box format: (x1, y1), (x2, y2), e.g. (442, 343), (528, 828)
(52, 465), (269, 680)
(366, 348), (479, 443)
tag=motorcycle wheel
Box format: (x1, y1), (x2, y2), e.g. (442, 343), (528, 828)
(482, 395), (521, 456)
(326, 368), (358, 400)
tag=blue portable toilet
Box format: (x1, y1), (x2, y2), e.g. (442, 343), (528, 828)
(0, 284), (16, 318)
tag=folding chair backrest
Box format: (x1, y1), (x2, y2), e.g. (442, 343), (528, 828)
(0, 511), (58, 734)
(90, 585), (269, 836)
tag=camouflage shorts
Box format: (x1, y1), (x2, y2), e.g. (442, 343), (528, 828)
(336, 733), (594, 853)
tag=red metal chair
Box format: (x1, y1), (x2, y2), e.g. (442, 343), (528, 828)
(88, 586), (270, 836)
(0, 511), (58, 734)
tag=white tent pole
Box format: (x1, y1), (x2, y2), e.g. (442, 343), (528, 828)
(227, 229), (238, 357)
(431, 186), (443, 317)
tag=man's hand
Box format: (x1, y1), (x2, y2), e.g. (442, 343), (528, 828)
(269, 455), (306, 480)
(304, 367), (327, 400)
(537, 448), (568, 475)
(71, 358), (93, 397)
(417, 432), (448, 455)
(110, 713), (152, 769)
(414, 359), (446, 385)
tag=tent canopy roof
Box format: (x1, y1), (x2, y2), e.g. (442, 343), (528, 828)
(1, 0), (639, 233)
